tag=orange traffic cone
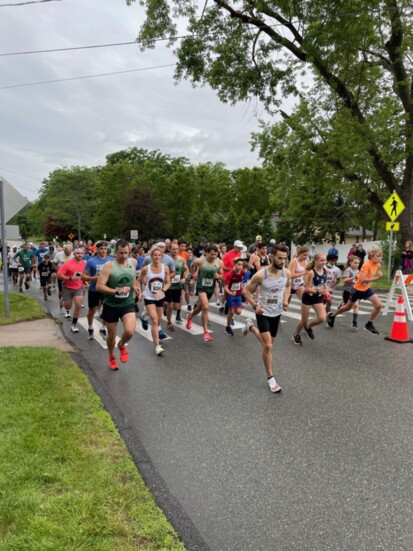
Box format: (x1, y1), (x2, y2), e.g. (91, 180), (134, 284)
(384, 296), (413, 343)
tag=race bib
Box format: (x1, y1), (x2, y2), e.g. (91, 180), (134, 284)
(18, 266), (25, 273)
(96, 265), (103, 274)
(202, 278), (213, 287)
(267, 297), (278, 305)
(231, 282), (241, 291)
(115, 287), (130, 298)
(150, 281), (163, 293)
(172, 274), (181, 283)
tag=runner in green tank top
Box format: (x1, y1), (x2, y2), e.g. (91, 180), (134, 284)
(97, 239), (141, 371)
(185, 245), (224, 342)
(165, 243), (189, 330)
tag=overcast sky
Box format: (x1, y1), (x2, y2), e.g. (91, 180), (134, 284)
(0, 0), (275, 202)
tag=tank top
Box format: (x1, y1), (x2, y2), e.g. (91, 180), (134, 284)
(170, 257), (184, 290)
(196, 259), (219, 292)
(291, 259), (306, 290)
(250, 254), (269, 276)
(257, 267), (287, 317)
(312, 268), (327, 290)
(143, 263), (166, 301)
(103, 259), (135, 307)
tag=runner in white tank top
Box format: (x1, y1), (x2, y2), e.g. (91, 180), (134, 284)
(244, 245), (291, 394)
(288, 246), (309, 302)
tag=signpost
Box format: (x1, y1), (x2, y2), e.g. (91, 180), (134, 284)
(383, 191), (405, 280)
(130, 230), (138, 242)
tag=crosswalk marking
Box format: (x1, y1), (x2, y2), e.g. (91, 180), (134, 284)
(77, 317), (121, 349)
(135, 319), (173, 342)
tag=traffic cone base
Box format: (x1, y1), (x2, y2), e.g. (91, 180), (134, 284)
(384, 296), (413, 343)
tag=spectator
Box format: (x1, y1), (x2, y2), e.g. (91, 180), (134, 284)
(354, 243), (367, 266)
(401, 241), (413, 274)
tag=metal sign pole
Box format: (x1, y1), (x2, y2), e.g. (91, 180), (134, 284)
(388, 230), (393, 281)
(0, 180), (10, 317)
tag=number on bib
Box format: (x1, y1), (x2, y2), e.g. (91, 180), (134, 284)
(202, 278), (213, 287)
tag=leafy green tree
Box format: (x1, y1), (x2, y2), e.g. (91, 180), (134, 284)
(130, 0), (413, 243)
(122, 186), (168, 240)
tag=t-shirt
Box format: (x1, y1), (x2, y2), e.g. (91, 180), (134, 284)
(354, 259), (380, 292)
(57, 258), (86, 290)
(225, 269), (246, 296)
(85, 255), (113, 291)
(343, 267), (359, 292)
(54, 250), (73, 268)
(14, 249), (34, 269)
(38, 261), (53, 279)
(222, 249), (242, 271)
(325, 265), (342, 292)
(35, 247), (49, 264)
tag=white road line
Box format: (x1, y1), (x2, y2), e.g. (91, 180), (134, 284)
(77, 317), (121, 349)
(134, 320), (173, 342)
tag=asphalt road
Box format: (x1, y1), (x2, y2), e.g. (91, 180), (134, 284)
(5, 276), (413, 551)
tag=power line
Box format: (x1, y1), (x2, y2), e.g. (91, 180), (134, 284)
(0, 63), (176, 90)
(0, 40), (138, 57)
(0, 166), (42, 181)
(0, 0), (61, 6)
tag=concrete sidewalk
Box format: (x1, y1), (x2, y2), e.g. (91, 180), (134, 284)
(0, 318), (74, 352)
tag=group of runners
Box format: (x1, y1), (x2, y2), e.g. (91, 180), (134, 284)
(5, 237), (384, 393)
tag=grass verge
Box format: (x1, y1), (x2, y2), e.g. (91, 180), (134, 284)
(0, 347), (185, 550)
(0, 292), (45, 325)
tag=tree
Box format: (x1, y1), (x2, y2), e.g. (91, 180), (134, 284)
(129, 0), (413, 243)
(122, 186), (168, 239)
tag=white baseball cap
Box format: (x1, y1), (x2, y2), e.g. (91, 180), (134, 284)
(234, 240), (243, 248)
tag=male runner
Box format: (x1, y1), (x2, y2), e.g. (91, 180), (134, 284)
(56, 247), (87, 332)
(82, 240), (113, 340)
(14, 242), (35, 292)
(96, 239), (140, 370)
(165, 243), (189, 329)
(186, 244), (224, 342)
(243, 244), (291, 393)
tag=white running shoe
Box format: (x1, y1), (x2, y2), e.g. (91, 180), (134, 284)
(268, 377), (282, 393)
(64, 311), (71, 319)
(155, 345), (164, 356)
(71, 324), (79, 333)
(243, 318), (253, 336)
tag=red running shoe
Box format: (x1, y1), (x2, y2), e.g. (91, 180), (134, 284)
(204, 331), (213, 342)
(186, 314), (192, 330)
(118, 344), (128, 363)
(108, 356), (119, 370)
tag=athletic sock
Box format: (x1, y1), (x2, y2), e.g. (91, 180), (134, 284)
(353, 313), (358, 322)
(176, 309), (181, 320)
(72, 318), (78, 325)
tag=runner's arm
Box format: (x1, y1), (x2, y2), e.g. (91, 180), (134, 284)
(96, 262), (117, 295)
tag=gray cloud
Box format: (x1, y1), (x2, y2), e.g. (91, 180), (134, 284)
(0, 0), (272, 201)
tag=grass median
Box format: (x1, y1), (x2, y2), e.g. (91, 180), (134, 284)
(0, 293), (185, 550)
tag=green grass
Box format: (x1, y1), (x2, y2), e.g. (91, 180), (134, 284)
(0, 293), (45, 325)
(0, 348), (185, 550)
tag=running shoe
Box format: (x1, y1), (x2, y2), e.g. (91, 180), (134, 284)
(364, 321), (379, 335)
(326, 312), (335, 328)
(352, 321), (358, 330)
(71, 324), (79, 333)
(225, 326), (234, 336)
(118, 343), (128, 363)
(64, 311), (71, 319)
(108, 356), (119, 370)
(243, 318), (253, 336)
(216, 301), (221, 307)
(140, 316), (149, 331)
(219, 306), (225, 314)
(99, 328), (107, 340)
(293, 333), (303, 346)
(204, 331), (213, 342)
(88, 329), (94, 340)
(175, 317), (183, 325)
(24, 282), (30, 289)
(186, 315), (192, 330)
(268, 377), (282, 393)
(47, 289), (52, 296)
(155, 345), (164, 356)
(159, 329), (167, 340)
(304, 325), (315, 340)
(167, 322), (175, 331)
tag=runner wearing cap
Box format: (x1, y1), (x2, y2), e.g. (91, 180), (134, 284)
(37, 253), (53, 300)
(248, 235), (263, 258)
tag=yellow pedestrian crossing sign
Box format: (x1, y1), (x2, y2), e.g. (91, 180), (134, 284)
(383, 192), (405, 222)
(386, 221), (400, 231)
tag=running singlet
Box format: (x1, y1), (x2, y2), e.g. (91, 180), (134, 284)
(143, 264), (166, 301)
(103, 259), (135, 307)
(250, 254), (269, 276)
(291, 260), (306, 290)
(257, 267), (287, 317)
(170, 257), (184, 290)
(196, 260), (219, 293)
(312, 268), (327, 291)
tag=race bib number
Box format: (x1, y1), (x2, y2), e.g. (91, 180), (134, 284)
(202, 278), (213, 287)
(96, 265), (103, 275)
(267, 297), (278, 305)
(18, 266), (25, 273)
(172, 274), (181, 284)
(115, 287), (130, 298)
(231, 282), (241, 291)
(150, 281), (163, 293)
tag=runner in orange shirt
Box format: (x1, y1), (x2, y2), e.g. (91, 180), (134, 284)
(327, 246), (383, 334)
